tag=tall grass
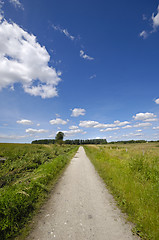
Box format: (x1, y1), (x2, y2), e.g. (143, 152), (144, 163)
(0, 143), (78, 239)
(84, 143), (159, 240)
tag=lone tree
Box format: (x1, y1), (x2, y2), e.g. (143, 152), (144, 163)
(55, 132), (64, 145)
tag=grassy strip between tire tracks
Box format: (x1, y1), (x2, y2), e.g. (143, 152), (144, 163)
(0, 143), (78, 240)
(84, 144), (159, 240)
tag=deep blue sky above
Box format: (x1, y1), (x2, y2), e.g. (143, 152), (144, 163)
(0, 0), (159, 143)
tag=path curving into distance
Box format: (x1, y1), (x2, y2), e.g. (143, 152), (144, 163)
(26, 146), (139, 240)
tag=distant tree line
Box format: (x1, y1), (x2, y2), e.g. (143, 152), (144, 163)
(32, 138), (107, 145)
(109, 140), (147, 144)
(32, 139), (55, 144)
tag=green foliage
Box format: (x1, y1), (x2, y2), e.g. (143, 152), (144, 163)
(0, 143), (78, 239)
(55, 132), (64, 145)
(84, 143), (159, 240)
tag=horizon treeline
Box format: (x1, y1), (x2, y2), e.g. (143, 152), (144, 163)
(31, 138), (107, 145)
(30, 139), (159, 145)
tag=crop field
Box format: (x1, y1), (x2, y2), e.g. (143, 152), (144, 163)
(84, 143), (159, 240)
(0, 143), (78, 240)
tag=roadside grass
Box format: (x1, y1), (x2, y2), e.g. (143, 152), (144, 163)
(84, 143), (159, 240)
(0, 143), (78, 240)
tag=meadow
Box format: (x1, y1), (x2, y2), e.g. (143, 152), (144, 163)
(0, 143), (78, 240)
(84, 143), (159, 240)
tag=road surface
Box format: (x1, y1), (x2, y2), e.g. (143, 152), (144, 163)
(26, 146), (138, 240)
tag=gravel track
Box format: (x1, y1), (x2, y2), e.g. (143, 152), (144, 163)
(26, 146), (139, 240)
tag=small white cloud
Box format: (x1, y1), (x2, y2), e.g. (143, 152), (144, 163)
(133, 112), (156, 121)
(79, 120), (99, 128)
(89, 74), (96, 79)
(139, 30), (148, 39)
(153, 126), (159, 130)
(9, 0), (24, 10)
(17, 119), (33, 125)
(71, 108), (86, 117)
(50, 118), (67, 125)
(25, 128), (48, 134)
(62, 129), (86, 137)
(100, 127), (120, 132)
(134, 122), (152, 128)
(52, 24), (75, 41)
(69, 125), (79, 130)
(80, 50), (94, 61)
(122, 125), (132, 129)
(37, 123), (40, 127)
(155, 98), (159, 104)
(136, 129), (142, 132)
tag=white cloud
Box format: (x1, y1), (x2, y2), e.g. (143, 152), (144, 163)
(0, 134), (26, 140)
(153, 126), (159, 130)
(49, 118), (67, 125)
(144, 118), (158, 122)
(79, 119), (130, 129)
(122, 125), (132, 129)
(62, 129), (86, 137)
(134, 122), (152, 128)
(17, 119), (33, 125)
(71, 108), (86, 117)
(25, 128), (48, 134)
(52, 24), (75, 41)
(100, 127), (120, 132)
(155, 98), (159, 104)
(69, 125), (79, 130)
(80, 50), (94, 60)
(152, 5), (159, 30)
(133, 112), (156, 121)
(9, 0), (24, 10)
(139, 30), (148, 39)
(89, 74), (96, 79)
(79, 120), (99, 128)
(114, 120), (130, 126)
(0, 19), (61, 98)
(37, 123), (40, 127)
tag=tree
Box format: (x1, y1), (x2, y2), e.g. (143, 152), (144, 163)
(55, 132), (64, 145)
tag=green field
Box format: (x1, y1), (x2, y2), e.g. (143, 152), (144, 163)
(84, 143), (159, 240)
(0, 143), (78, 240)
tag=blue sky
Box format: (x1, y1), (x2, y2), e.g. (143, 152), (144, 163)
(0, 0), (159, 143)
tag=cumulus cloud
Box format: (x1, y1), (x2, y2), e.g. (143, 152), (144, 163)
(153, 126), (159, 130)
(155, 98), (159, 104)
(62, 129), (86, 137)
(133, 112), (157, 121)
(134, 122), (152, 128)
(17, 119), (33, 125)
(9, 0), (24, 10)
(0, 19), (61, 98)
(79, 120), (129, 129)
(79, 120), (99, 128)
(71, 108), (86, 117)
(50, 118), (68, 125)
(152, 5), (159, 30)
(80, 50), (94, 60)
(100, 127), (120, 132)
(122, 125), (132, 129)
(139, 30), (148, 39)
(69, 125), (79, 130)
(89, 74), (96, 79)
(25, 128), (48, 134)
(52, 24), (75, 41)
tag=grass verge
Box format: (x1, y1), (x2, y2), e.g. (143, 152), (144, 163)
(84, 144), (159, 240)
(0, 143), (78, 240)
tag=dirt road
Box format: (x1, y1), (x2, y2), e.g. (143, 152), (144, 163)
(26, 146), (138, 240)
